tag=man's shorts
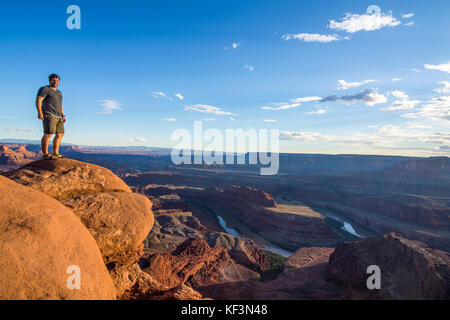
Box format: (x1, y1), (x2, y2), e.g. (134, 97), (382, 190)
(43, 114), (64, 134)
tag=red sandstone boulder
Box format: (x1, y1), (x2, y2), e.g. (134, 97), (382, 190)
(3, 158), (131, 200)
(60, 192), (154, 265)
(0, 175), (116, 300)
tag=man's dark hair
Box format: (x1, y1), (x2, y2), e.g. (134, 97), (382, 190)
(48, 73), (60, 81)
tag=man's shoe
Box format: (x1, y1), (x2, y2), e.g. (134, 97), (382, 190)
(51, 153), (65, 160)
(42, 153), (52, 160)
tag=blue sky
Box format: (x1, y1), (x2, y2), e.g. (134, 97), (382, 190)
(0, 0), (449, 156)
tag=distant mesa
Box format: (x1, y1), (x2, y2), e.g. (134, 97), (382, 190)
(0, 144), (41, 167)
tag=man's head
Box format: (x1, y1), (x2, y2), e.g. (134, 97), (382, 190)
(48, 74), (60, 88)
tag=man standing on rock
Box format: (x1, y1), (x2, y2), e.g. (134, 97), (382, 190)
(36, 74), (66, 160)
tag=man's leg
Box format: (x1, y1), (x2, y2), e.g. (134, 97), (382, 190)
(41, 134), (53, 155)
(53, 133), (64, 155)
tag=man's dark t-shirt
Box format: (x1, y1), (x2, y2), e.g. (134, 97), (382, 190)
(37, 86), (63, 118)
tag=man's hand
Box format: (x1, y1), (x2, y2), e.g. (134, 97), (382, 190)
(38, 112), (44, 120)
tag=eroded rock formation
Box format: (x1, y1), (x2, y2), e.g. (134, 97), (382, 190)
(141, 238), (260, 291)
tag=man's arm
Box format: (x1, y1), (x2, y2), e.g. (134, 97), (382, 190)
(36, 96), (44, 120)
(61, 105), (66, 123)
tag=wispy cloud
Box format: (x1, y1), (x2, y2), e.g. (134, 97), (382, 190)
(412, 68), (422, 73)
(184, 104), (233, 115)
(403, 96), (450, 123)
(151, 91), (168, 99)
(162, 118), (177, 122)
(328, 8), (401, 33)
(244, 64), (255, 71)
(174, 93), (184, 100)
(306, 107), (328, 115)
(282, 33), (346, 43)
(128, 137), (147, 143)
(337, 79), (375, 90)
(424, 61), (450, 74)
(261, 102), (301, 111)
(5, 127), (40, 133)
(402, 13), (415, 19)
(261, 96), (321, 111)
(321, 89), (387, 106)
(263, 119), (277, 122)
(263, 90), (387, 111)
(392, 78), (402, 82)
(98, 99), (122, 114)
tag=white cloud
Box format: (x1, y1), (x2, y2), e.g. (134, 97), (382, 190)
(282, 33), (342, 43)
(162, 118), (177, 122)
(381, 91), (421, 111)
(261, 102), (301, 111)
(98, 100), (122, 114)
(434, 81), (450, 94)
(224, 42), (240, 50)
(392, 78), (402, 82)
(390, 90), (408, 99)
(263, 119), (277, 122)
(402, 13), (414, 19)
(127, 137), (147, 144)
(424, 61), (450, 74)
(404, 21), (414, 26)
(244, 64), (255, 71)
(230, 117), (235, 121)
(328, 10), (401, 33)
(184, 104), (233, 115)
(290, 97), (323, 103)
(337, 79), (375, 90)
(203, 118), (215, 121)
(306, 107), (328, 115)
(174, 93), (184, 100)
(412, 68), (422, 73)
(403, 96), (450, 122)
(261, 96), (321, 111)
(151, 91), (167, 99)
